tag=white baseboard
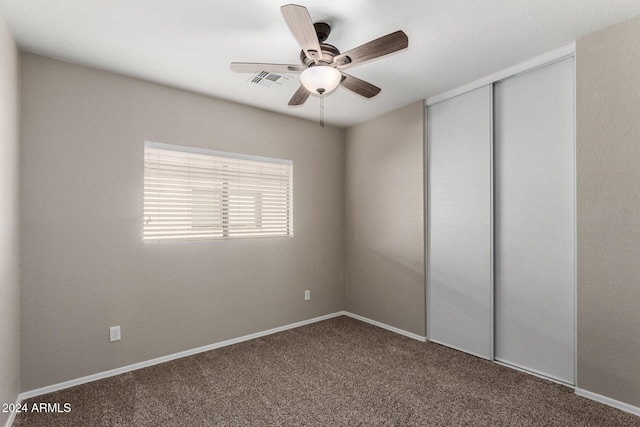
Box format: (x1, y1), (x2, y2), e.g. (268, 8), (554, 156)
(17, 311), (638, 422)
(3, 395), (21, 427)
(19, 311), (425, 400)
(342, 311), (427, 342)
(575, 388), (640, 417)
(20, 312), (343, 400)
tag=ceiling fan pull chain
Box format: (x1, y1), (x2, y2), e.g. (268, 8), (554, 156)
(320, 93), (325, 128)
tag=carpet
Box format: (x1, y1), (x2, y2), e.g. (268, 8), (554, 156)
(14, 316), (640, 426)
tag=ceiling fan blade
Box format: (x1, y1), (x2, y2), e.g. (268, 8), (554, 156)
(288, 85), (310, 106)
(340, 73), (381, 98)
(281, 4), (322, 64)
(335, 30), (408, 69)
(230, 62), (305, 74)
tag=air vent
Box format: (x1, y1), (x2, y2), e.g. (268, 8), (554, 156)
(248, 72), (292, 88)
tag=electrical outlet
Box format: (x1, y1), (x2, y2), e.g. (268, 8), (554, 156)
(304, 290), (311, 301)
(110, 326), (121, 342)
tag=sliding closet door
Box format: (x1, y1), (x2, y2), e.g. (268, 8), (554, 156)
(427, 85), (492, 359)
(494, 57), (575, 384)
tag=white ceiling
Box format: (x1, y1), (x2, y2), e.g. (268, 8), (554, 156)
(2, 1), (640, 128)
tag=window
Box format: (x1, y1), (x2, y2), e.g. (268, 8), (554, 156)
(144, 141), (292, 242)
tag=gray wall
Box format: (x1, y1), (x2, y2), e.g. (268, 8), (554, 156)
(576, 15), (640, 408)
(20, 53), (345, 391)
(344, 101), (425, 336)
(0, 9), (20, 425)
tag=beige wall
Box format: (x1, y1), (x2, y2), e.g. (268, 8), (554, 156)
(20, 53), (345, 391)
(576, 15), (640, 408)
(344, 101), (425, 336)
(15, 13), (640, 410)
(0, 9), (20, 425)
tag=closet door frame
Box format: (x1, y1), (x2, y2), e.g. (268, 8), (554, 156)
(425, 43), (576, 385)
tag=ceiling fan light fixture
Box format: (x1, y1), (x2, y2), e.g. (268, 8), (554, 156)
(300, 65), (341, 95)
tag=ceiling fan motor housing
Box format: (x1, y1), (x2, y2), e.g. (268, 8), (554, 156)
(300, 43), (340, 67)
(298, 22), (342, 67)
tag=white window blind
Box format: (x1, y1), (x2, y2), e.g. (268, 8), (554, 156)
(144, 142), (293, 242)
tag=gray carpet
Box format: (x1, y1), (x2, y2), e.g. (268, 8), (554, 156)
(14, 316), (640, 426)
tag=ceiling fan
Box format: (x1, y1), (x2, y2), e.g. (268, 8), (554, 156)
(230, 4), (409, 107)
